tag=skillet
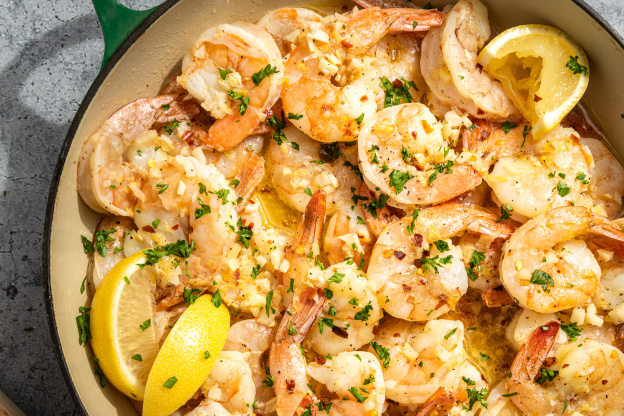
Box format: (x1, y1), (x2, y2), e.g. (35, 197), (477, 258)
(43, 0), (624, 414)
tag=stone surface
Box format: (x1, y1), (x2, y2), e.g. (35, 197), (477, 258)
(0, 0), (622, 415)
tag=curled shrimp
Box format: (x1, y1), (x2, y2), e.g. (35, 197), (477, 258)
(306, 351), (386, 416)
(500, 206), (624, 313)
(178, 22), (283, 150)
(579, 137), (624, 219)
(367, 317), (467, 405)
(282, 7), (444, 143)
(77, 94), (197, 215)
(474, 124), (594, 222)
(199, 351), (256, 414)
(507, 321), (624, 416)
(257, 8), (323, 56)
(367, 202), (513, 321)
(305, 261), (383, 356)
(266, 126), (361, 214)
(270, 191), (327, 416)
(358, 103), (482, 207)
(223, 319), (277, 407)
(421, 0), (520, 120)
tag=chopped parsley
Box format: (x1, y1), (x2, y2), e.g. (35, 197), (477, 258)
(219, 68), (232, 80)
(536, 368), (559, 384)
(433, 240), (450, 253)
(287, 112), (303, 120)
(251, 64), (279, 86)
(502, 121), (519, 134)
(496, 204), (513, 223)
(131, 354), (142, 362)
(521, 125), (532, 147)
(235, 217), (253, 248)
(156, 183), (169, 194)
(466, 250), (486, 282)
(370, 341), (390, 368)
(560, 322), (582, 341)
(349, 387), (368, 403)
(328, 271), (345, 284)
(183, 287), (202, 306)
(355, 113), (365, 126)
(163, 119), (180, 135)
(211, 289), (222, 308)
(354, 302), (373, 321)
(444, 327), (458, 340)
(265, 290), (275, 317)
(163, 376), (178, 389)
(76, 306), (91, 345)
(80, 275), (87, 294)
(388, 169), (414, 194)
(140, 240), (196, 268)
(401, 146), (412, 162)
(139, 319), (151, 331)
(194, 197), (211, 219)
(406, 209), (420, 235)
(463, 388), (489, 411)
(556, 181), (571, 197)
(92, 228), (116, 257)
(575, 172), (589, 185)
(227, 90), (249, 115)
(428, 160), (454, 187)
(566, 55), (589, 76)
(530, 270), (555, 291)
(421, 255), (453, 273)
(319, 142), (341, 163)
(379, 76), (418, 107)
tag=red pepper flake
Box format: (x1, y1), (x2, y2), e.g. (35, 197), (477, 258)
(534, 95), (543, 102)
(286, 379), (296, 394)
(142, 225), (155, 233)
(476, 63), (483, 73)
(341, 39), (353, 48)
(394, 250), (406, 260)
(315, 355), (327, 365)
(402, 284), (412, 293)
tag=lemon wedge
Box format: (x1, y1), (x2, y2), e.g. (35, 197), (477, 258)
(143, 294), (230, 416)
(90, 250), (158, 400)
(477, 24), (589, 138)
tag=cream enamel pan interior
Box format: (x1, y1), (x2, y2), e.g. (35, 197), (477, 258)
(44, 0), (624, 414)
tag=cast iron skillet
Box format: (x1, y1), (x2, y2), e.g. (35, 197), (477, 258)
(44, 0), (624, 414)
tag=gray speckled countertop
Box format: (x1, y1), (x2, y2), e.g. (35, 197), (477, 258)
(0, 0), (622, 415)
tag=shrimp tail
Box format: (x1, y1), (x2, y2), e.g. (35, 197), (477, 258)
(415, 387), (457, 416)
(586, 214), (624, 257)
(271, 287), (325, 416)
(233, 156), (265, 213)
(292, 191), (327, 255)
(462, 119), (495, 159)
(508, 320), (560, 384)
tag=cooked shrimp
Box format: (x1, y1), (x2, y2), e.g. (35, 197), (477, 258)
(499, 206), (616, 313)
(367, 203), (513, 321)
(507, 321), (624, 416)
(199, 351), (256, 414)
(223, 319), (277, 407)
(91, 216), (134, 288)
(77, 94), (197, 215)
(256, 8), (323, 56)
(270, 192), (327, 416)
(421, 0), (520, 121)
(323, 203), (375, 270)
(481, 381), (522, 416)
(579, 137), (624, 219)
(358, 103), (482, 207)
(178, 22), (283, 150)
(267, 126), (361, 214)
(482, 125), (593, 222)
(307, 351), (385, 416)
(367, 317), (466, 405)
(282, 7), (444, 142)
(305, 261), (383, 356)
(593, 253), (624, 323)
(505, 309), (568, 351)
(270, 287), (325, 416)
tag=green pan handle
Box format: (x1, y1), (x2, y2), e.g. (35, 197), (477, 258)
(92, 0), (162, 68)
